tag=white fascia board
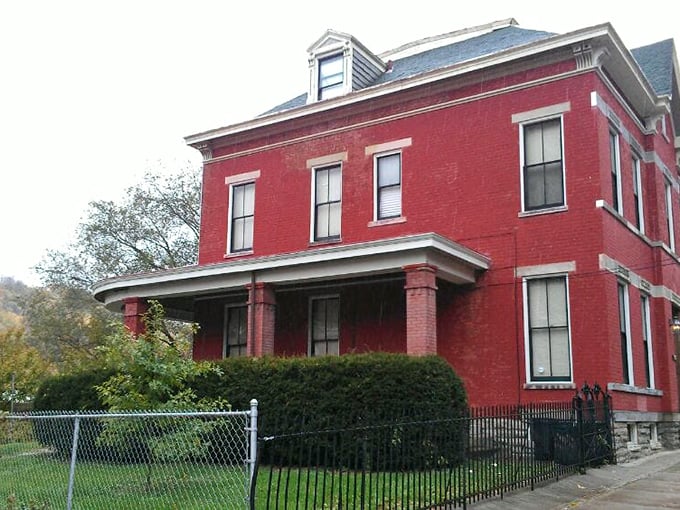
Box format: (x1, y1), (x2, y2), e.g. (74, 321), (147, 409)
(185, 25), (620, 147)
(93, 233), (490, 306)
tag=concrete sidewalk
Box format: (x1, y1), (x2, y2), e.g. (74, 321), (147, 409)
(469, 450), (680, 509)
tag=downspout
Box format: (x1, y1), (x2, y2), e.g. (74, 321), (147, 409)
(513, 227), (522, 406)
(250, 271), (256, 356)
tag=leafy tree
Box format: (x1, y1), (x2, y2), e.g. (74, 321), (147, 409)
(0, 277), (30, 331)
(0, 328), (55, 410)
(35, 160), (201, 289)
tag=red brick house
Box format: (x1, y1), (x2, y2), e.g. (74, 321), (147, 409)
(94, 19), (680, 453)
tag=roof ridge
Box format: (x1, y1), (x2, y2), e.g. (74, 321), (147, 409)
(378, 18), (519, 60)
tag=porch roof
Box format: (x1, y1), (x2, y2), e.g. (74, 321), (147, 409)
(92, 233), (490, 316)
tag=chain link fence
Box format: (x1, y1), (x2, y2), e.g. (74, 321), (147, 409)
(1, 402), (258, 510)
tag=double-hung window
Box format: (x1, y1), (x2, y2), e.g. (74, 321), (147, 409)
(313, 165), (342, 241)
(632, 155), (644, 233)
(665, 179), (675, 251)
(522, 118), (564, 210)
(223, 305), (247, 358)
(229, 182), (255, 253)
(318, 54), (344, 100)
(375, 152), (402, 220)
(310, 296), (339, 356)
(610, 130), (623, 214)
(525, 276), (571, 381)
(640, 295), (654, 388)
(618, 282), (633, 385)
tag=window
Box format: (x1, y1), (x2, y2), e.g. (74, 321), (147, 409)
(223, 305), (247, 358)
(310, 296), (339, 356)
(313, 165), (341, 241)
(610, 130), (622, 214)
(525, 276), (571, 381)
(618, 282), (633, 385)
(318, 54), (344, 100)
(632, 155), (644, 233)
(641, 295), (654, 388)
(375, 152), (402, 220)
(665, 179), (675, 251)
(229, 182), (255, 253)
(522, 118), (564, 210)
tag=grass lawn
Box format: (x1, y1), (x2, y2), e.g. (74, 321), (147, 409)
(2, 441), (568, 509)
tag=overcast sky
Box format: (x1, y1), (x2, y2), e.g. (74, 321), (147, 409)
(1, 0), (679, 287)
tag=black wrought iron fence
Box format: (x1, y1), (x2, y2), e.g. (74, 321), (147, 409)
(253, 384), (615, 509)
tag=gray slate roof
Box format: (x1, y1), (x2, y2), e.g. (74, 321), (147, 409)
(631, 39), (674, 96)
(261, 26), (675, 117)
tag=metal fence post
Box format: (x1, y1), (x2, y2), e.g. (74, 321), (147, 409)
(248, 399), (258, 506)
(66, 415), (81, 510)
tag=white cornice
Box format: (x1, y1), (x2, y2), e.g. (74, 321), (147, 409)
(93, 233), (490, 311)
(186, 24), (657, 150)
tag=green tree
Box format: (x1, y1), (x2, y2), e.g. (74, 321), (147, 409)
(0, 328), (55, 410)
(35, 161), (201, 289)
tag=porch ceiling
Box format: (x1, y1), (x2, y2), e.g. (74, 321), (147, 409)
(93, 233), (490, 316)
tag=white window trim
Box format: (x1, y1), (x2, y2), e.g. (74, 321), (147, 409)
(373, 150), (403, 222)
(518, 115), (567, 213)
(610, 129), (623, 215)
(308, 294), (340, 357)
(310, 163), (343, 243)
(627, 422), (640, 451)
(641, 294), (655, 389)
(223, 303), (248, 359)
(666, 179), (676, 252)
(226, 179), (257, 255)
(632, 155), (645, 234)
(619, 281), (634, 386)
(308, 48), (351, 103)
(522, 273), (574, 384)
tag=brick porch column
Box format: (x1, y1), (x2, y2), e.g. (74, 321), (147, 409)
(123, 297), (148, 336)
(246, 282), (276, 357)
(403, 264), (438, 356)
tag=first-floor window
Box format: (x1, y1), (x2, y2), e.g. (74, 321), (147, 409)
(640, 295), (654, 388)
(526, 276), (571, 381)
(223, 305), (247, 358)
(618, 282), (633, 384)
(310, 296), (339, 356)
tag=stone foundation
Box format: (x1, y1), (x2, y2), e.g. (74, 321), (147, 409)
(613, 412), (680, 463)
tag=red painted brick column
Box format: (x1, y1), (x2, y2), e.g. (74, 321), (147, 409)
(246, 282), (276, 357)
(403, 264), (438, 356)
(123, 297), (148, 336)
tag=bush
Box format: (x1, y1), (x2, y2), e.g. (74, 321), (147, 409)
(192, 353), (468, 468)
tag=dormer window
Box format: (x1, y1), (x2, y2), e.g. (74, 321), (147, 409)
(307, 29), (386, 104)
(318, 54), (344, 100)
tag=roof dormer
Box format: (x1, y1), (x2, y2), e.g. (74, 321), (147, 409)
(307, 29), (386, 103)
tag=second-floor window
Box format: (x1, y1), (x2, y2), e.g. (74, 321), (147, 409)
(632, 155), (644, 233)
(313, 165), (342, 241)
(375, 152), (402, 220)
(610, 130), (622, 214)
(230, 182), (255, 253)
(666, 179), (675, 252)
(318, 54), (344, 100)
(522, 118), (564, 211)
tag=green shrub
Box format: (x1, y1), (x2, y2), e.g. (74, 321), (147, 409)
(33, 369), (113, 412)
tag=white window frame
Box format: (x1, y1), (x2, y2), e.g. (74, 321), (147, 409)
(310, 163), (342, 242)
(317, 53), (345, 100)
(609, 129), (623, 215)
(519, 115), (566, 213)
(665, 179), (675, 252)
(308, 295), (340, 357)
(618, 281), (634, 386)
(225, 171), (260, 255)
(640, 293), (655, 389)
(223, 304), (248, 358)
(632, 154), (645, 234)
(373, 150), (402, 221)
(523, 274), (573, 383)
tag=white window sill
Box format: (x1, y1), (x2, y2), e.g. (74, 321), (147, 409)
(368, 217), (406, 227)
(650, 441), (663, 450)
(607, 382), (663, 396)
(309, 238), (342, 247)
(626, 442), (642, 452)
(224, 250), (254, 259)
(518, 205), (568, 218)
(524, 382), (576, 390)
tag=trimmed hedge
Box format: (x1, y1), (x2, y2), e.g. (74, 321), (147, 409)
(33, 369), (114, 411)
